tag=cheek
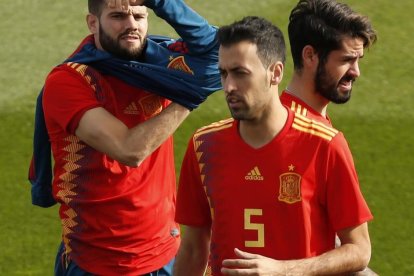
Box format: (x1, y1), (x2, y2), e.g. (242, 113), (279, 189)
(101, 23), (117, 36)
(137, 22), (148, 33)
(326, 64), (347, 81)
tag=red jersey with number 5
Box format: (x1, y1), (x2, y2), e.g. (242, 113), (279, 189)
(176, 110), (372, 275)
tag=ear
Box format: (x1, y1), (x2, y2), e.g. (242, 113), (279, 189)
(269, 61), (284, 85)
(86, 14), (99, 34)
(302, 45), (319, 69)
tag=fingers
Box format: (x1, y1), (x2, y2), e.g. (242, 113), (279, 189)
(221, 267), (252, 275)
(234, 248), (262, 259)
(107, 0), (127, 9)
(107, 0), (143, 10)
(222, 258), (253, 269)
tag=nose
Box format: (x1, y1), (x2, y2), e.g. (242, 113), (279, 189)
(350, 61), (361, 78)
(222, 76), (237, 94)
(124, 14), (138, 30)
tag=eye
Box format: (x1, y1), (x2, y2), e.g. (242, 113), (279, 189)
(133, 14), (146, 21)
(235, 70), (247, 76)
(111, 13), (124, 19)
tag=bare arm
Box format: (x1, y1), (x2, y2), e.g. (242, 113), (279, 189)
(75, 103), (190, 167)
(221, 223), (371, 275)
(174, 225), (211, 276)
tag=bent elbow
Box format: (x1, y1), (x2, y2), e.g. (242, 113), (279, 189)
(121, 158), (143, 168)
(113, 151), (145, 167)
(361, 249), (371, 269)
(357, 243), (372, 271)
(121, 155), (145, 167)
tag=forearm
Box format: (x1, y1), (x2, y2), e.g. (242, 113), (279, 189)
(122, 103), (190, 165)
(285, 243), (370, 275)
(174, 247), (208, 276)
(145, 0), (218, 53)
(173, 225), (211, 276)
(76, 103), (190, 167)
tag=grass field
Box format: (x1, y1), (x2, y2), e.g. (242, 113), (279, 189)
(0, 0), (413, 275)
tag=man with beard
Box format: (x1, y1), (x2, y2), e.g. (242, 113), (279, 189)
(281, 0), (377, 127)
(281, 1), (378, 274)
(174, 16), (373, 276)
(38, 0), (220, 275)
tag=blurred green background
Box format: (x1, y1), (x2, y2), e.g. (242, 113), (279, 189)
(0, 0), (413, 274)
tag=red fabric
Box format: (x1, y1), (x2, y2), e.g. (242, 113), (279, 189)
(176, 110), (372, 275)
(280, 90), (332, 126)
(43, 63), (179, 275)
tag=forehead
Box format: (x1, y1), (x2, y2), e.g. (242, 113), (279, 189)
(330, 36), (365, 58)
(219, 41), (261, 69)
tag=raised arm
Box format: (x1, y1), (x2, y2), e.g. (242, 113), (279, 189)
(146, 0), (217, 53)
(109, 0), (217, 54)
(173, 225), (211, 276)
(221, 223), (371, 275)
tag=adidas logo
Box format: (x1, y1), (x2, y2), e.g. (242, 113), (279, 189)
(124, 102), (140, 115)
(245, 166), (264, 181)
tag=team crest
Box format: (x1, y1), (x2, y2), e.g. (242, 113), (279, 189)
(139, 95), (162, 118)
(278, 164), (302, 204)
(167, 56), (194, 75)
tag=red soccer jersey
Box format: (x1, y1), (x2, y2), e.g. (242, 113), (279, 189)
(280, 90), (332, 126)
(176, 110), (372, 275)
(43, 63), (179, 275)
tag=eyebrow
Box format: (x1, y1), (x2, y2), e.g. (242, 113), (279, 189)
(343, 52), (364, 60)
(107, 9), (147, 17)
(219, 65), (249, 71)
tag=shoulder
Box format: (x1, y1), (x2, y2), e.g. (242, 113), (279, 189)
(47, 62), (106, 90)
(47, 62), (96, 82)
(291, 113), (340, 143)
(193, 118), (234, 141)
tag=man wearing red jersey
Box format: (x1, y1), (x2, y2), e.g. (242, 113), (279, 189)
(174, 16), (372, 275)
(41, 0), (220, 275)
(281, 0), (377, 127)
(281, 1), (377, 275)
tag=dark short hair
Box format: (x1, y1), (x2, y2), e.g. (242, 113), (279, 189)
(88, 0), (106, 17)
(217, 16), (286, 68)
(288, 0), (377, 70)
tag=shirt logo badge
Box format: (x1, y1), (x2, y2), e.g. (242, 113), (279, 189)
(245, 166), (264, 181)
(139, 95), (162, 118)
(167, 56), (194, 75)
(124, 102), (140, 115)
(278, 164), (302, 204)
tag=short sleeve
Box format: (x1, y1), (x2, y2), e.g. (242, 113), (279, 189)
(176, 136), (212, 227)
(43, 67), (102, 135)
(323, 133), (373, 231)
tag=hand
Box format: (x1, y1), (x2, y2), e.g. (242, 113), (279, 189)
(221, 248), (287, 276)
(107, 0), (145, 9)
(353, 267), (379, 276)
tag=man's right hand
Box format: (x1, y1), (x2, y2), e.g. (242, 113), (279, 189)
(107, 0), (145, 9)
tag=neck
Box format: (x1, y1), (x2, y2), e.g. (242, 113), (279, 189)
(239, 96), (288, 149)
(286, 73), (329, 116)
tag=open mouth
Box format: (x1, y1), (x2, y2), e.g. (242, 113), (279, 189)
(339, 77), (354, 91)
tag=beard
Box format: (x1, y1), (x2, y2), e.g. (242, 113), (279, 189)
(99, 24), (146, 60)
(315, 62), (353, 104)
